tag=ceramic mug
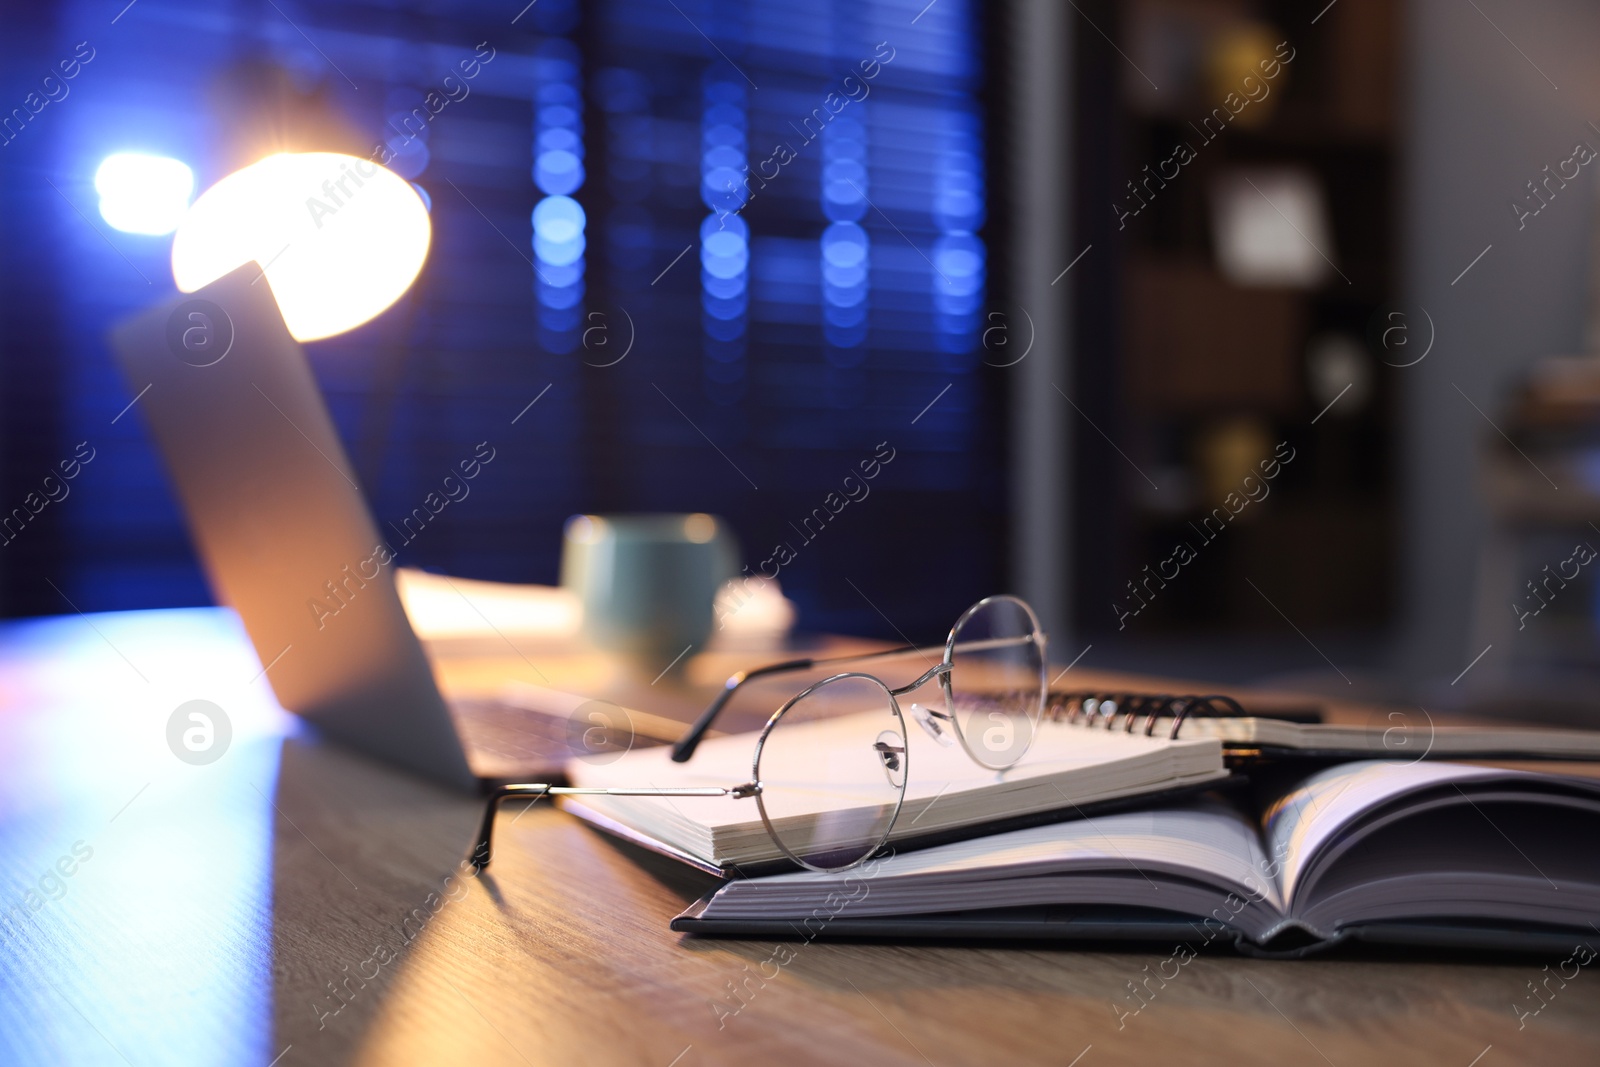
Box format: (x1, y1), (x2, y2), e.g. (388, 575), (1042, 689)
(560, 513), (737, 668)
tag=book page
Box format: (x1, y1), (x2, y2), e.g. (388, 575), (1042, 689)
(703, 799), (1287, 923)
(1261, 760), (1513, 905)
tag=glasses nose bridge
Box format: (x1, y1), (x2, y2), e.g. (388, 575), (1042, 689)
(888, 660), (952, 696)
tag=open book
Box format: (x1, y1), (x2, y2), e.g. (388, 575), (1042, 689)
(563, 707), (1229, 875)
(671, 760), (1600, 955)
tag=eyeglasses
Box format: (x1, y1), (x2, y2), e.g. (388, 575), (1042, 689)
(473, 594), (1047, 874)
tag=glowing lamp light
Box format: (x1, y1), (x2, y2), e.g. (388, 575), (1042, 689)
(94, 153), (194, 235)
(171, 152), (430, 342)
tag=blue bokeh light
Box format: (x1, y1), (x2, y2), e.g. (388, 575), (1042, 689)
(699, 80), (749, 358)
(533, 46), (587, 322)
(534, 195), (586, 243)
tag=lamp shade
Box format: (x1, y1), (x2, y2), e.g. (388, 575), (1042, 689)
(171, 152), (431, 341)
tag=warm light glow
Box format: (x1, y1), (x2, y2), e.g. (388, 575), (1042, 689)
(171, 152), (431, 341)
(683, 513), (717, 543)
(564, 515), (609, 544)
(94, 153), (194, 235)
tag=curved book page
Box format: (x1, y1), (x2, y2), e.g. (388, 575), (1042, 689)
(1266, 761), (1600, 939)
(698, 800), (1287, 941)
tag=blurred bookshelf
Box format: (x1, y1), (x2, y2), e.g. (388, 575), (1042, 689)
(1070, 0), (1399, 638)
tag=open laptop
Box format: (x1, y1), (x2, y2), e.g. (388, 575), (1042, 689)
(110, 264), (666, 791)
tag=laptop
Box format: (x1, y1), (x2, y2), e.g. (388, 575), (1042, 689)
(109, 264), (668, 791)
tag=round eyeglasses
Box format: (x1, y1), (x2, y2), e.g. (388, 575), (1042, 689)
(473, 594), (1047, 874)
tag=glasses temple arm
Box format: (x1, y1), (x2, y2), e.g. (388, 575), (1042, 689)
(473, 784), (552, 871)
(669, 656), (813, 763)
(669, 643), (924, 764)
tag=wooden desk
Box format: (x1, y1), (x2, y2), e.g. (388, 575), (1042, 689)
(2, 607), (1597, 1065)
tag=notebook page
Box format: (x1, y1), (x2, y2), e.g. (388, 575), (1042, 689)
(567, 706), (1224, 864)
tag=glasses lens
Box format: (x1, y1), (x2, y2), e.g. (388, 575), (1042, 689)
(755, 674), (906, 872)
(946, 596), (1045, 769)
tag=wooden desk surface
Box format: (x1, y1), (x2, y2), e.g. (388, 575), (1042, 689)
(1, 607), (1597, 1066)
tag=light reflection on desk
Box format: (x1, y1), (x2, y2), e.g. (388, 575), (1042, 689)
(0, 608), (286, 1065)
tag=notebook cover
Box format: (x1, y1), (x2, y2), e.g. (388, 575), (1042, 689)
(670, 896), (1598, 958)
(672, 899), (1219, 943)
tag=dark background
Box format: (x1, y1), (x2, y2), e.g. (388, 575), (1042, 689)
(0, 0), (1006, 644)
(6, 0), (1600, 712)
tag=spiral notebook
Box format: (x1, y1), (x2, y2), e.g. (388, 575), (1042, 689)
(561, 700), (1231, 877)
(1046, 690), (1600, 764)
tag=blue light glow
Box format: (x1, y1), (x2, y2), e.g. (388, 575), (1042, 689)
(700, 79), (749, 372)
(702, 145), (745, 171)
(702, 233), (748, 279)
(534, 195), (586, 243)
(822, 118), (868, 224)
(539, 128), (580, 153)
(384, 135), (430, 179)
(539, 80), (580, 106)
(535, 150), (584, 195)
(94, 153), (194, 236)
(538, 104), (580, 131)
(539, 260), (584, 288)
(538, 281), (585, 309)
(705, 311), (747, 338)
(820, 119), (869, 348)
(929, 110), (986, 356)
(534, 196), (587, 266)
(703, 274), (747, 300)
(821, 222), (868, 268)
(535, 234), (587, 267)
(533, 42), (587, 336)
(934, 233), (985, 298)
(935, 170), (984, 230)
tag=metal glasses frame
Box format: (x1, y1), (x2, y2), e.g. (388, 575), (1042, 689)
(671, 594), (1047, 768)
(472, 594), (1046, 873)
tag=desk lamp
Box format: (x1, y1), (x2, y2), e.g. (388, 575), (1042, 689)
(170, 151), (431, 340)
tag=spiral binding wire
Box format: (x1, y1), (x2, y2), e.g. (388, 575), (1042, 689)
(1043, 691), (1246, 740)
